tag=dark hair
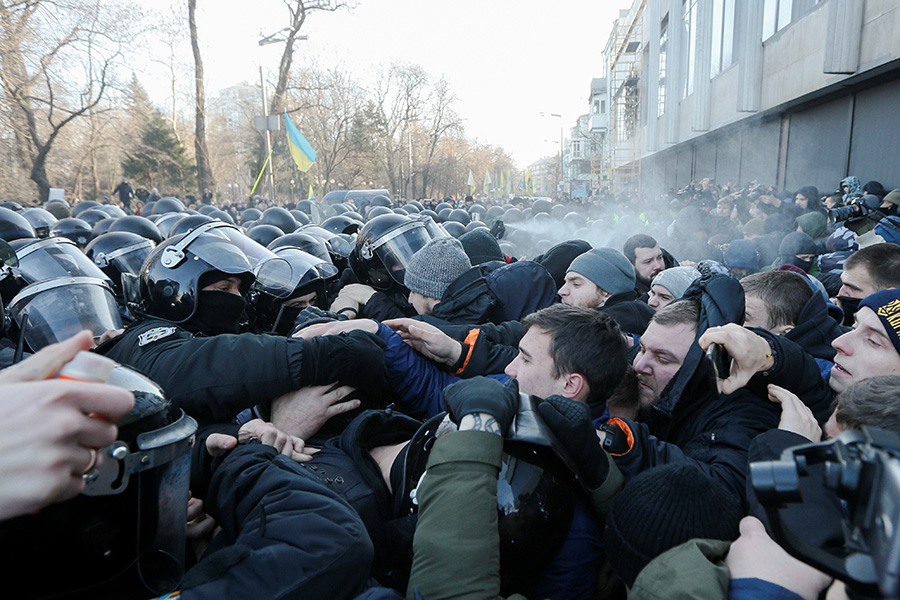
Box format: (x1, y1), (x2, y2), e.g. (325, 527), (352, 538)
(740, 271), (812, 330)
(622, 234), (659, 264)
(650, 299), (700, 330)
(522, 304), (627, 405)
(844, 243), (900, 291)
(834, 375), (900, 436)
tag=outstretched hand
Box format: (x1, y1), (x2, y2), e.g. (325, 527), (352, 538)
(271, 383), (360, 441)
(205, 418), (317, 463)
(384, 318), (464, 366)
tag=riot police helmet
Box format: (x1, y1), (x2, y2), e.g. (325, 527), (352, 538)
(44, 199), (71, 219)
(259, 207), (297, 234)
(349, 213), (432, 290)
(321, 214), (362, 235)
(247, 224), (285, 248)
(0, 206), (37, 242)
(151, 197), (186, 215)
(73, 208), (110, 228)
(267, 232), (331, 264)
(168, 214), (213, 238)
(240, 208), (262, 225)
(49, 217), (92, 248)
(71, 200), (102, 217)
(5, 361), (197, 598)
(20, 207), (57, 239)
(108, 215), (164, 244)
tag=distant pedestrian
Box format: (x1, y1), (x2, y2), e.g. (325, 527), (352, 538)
(112, 177), (134, 212)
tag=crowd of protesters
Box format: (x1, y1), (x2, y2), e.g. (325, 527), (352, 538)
(0, 171), (898, 600)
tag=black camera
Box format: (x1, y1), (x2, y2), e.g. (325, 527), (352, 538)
(828, 196), (881, 223)
(751, 427), (900, 599)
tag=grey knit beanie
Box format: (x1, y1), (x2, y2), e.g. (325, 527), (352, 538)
(404, 237), (472, 299)
(567, 247), (635, 296)
(650, 266), (700, 301)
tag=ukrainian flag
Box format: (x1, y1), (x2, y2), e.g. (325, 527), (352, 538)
(284, 111), (315, 172)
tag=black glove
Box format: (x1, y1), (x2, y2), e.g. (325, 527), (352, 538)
(289, 306), (347, 337)
(300, 330), (389, 401)
(443, 377), (518, 434)
(537, 395), (609, 489)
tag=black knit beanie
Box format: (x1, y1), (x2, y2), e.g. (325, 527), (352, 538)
(459, 228), (504, 265)
(602, 463), (742, 588)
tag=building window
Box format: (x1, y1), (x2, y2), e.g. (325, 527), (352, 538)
(593, 100), (600, 114)
(572, 140), (583, 158)
(710, 0), (736, 78)
(682, 0), (699, 99)
(658, 15), (668, 117)
(763, 0), (814, 40)
(601, 100), (606, 114)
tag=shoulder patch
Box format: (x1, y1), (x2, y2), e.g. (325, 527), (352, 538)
(138, 326), (178, 347)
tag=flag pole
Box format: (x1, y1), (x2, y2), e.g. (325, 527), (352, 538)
(250, 148), (274, 196)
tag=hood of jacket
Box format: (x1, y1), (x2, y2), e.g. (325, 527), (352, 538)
(652, 275), (746, 424)
(629, 538), (731, 600)
(785, 289), (846, 362)
(484, 260), (558, 323)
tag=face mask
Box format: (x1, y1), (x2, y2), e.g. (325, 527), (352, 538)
(189, 291), (247, 335)
(271, 303), (303, 336)
(836, 295), (861, 326)
(787, 256), (813, 272)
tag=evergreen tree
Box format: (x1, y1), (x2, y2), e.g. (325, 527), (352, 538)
(122, 76), (196, 193)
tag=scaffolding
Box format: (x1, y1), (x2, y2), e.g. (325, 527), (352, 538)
(606, 14), (643, 197)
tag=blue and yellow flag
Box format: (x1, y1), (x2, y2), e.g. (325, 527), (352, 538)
(284, 111), (315, 172)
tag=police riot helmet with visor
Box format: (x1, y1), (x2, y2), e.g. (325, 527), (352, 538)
(8, 276), (122, 351)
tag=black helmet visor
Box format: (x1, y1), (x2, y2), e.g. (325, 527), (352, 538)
(9, 276), (122, 350)
(16, 238), (111, 284)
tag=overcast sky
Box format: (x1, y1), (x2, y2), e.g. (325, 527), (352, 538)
(148, 0), (624, 168)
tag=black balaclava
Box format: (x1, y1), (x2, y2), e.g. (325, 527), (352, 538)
(189, 291), (247, 335)
(778, 231), (817, 272)
(836, 295), (862, 327)
(185, 271), (249, 335)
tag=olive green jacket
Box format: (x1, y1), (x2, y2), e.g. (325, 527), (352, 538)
(406, 430), (624, 600)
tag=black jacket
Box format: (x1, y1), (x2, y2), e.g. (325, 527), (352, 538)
(181, 442), (376, 600)
(785, 290), (847, 363)
(429, 261), (557, 326)
(363, 289), (417, 321)
(601, 290), (656, 336)
(98, 318), (390, 425)
(613, 276), (832, 503)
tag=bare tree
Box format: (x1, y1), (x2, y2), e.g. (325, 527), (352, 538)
(267, 0), (350, 116)
(187, 0), (214, 198)
(0, 0), (133, 201)
(289, 67), (367, 194)
(416, 76), (462, 198)
(148, 3), (190, 139)
(367, 62), (428, 197)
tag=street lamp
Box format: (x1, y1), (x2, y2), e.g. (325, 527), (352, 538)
(290, 179), (295, 203)
(540, 112), (565, 198)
